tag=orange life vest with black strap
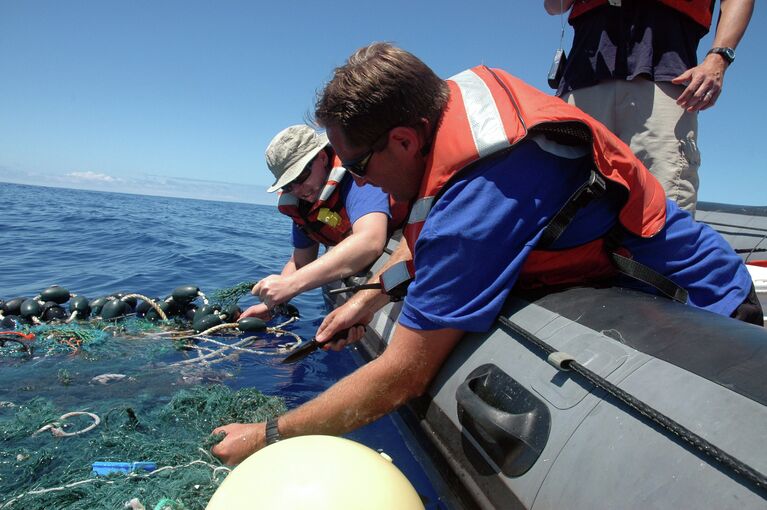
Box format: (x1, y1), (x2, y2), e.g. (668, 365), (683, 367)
(278, 155), (409, 246)
(569, 0), (714, 32)
(278, 157), (352, 246)
(402, 65), (667, 290)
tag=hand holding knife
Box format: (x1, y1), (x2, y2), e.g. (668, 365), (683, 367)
(281, 325), (365, 364)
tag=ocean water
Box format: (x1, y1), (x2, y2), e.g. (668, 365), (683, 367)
(0, 182), (444, 508)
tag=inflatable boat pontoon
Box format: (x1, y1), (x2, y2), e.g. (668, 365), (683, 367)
(325, 204), (767, 509)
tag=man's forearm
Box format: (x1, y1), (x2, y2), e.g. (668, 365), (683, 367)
(289, 234), (383, 295)
(345, 236), (413, 315)
(277, 325), (463, 438)
(713, 0), (753, 49)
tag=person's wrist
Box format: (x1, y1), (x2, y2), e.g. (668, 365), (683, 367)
(265, 417), (281, 446)
(706, 47), (734, 67)
(705, 53), (729, 70)
(284, 273), (303, 297)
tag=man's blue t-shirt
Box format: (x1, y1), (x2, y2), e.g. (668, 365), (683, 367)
(292, 174), (391, 249)
(398, 138), (752, 332)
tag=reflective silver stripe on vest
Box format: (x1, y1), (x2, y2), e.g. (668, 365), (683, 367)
(318, 166), (347, 202)
(408, 196), (435, 224)
(449, 69), (511, 158)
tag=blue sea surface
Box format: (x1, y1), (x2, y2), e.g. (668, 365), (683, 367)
(0, 182), (445, 508)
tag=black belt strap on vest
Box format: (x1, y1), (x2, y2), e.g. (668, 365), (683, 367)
(605, 227), (689, 304)
(537, 169), (689, 305)
(537, 169), (607, 248)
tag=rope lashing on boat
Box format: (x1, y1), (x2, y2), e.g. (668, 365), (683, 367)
(498, 315), (767, 494)
(33, 411), (101, 438)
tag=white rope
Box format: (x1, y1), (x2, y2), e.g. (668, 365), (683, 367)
(1, 478), (114, 508)
(0, 454), (230, 508)
(33, 411), (101, 438)
(169, 327), (302, 366)
(120, 294), (167, 321)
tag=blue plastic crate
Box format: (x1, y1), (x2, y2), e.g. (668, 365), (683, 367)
(92, 461), (157, 476)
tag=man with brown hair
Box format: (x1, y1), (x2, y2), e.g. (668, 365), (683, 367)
(210, 43), (758, 465)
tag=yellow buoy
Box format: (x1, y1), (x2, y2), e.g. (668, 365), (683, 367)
(206, 435), (425, 510)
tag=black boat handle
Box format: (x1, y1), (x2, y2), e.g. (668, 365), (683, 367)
(456, 364), (550, 477)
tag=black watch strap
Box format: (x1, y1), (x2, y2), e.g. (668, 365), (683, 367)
(265, 417), (281, 445)
(707, 47), (735, 65)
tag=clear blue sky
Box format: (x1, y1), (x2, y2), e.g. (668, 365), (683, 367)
(0, 1), (764, 205)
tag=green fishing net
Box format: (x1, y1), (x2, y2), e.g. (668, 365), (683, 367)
(1, 385), (286, 509)
(207, 282), (257, 310)
(0, 282), (300, 509)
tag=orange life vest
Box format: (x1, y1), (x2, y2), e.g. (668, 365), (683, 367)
(569, 0), (714, 32)
(403, 65), (667, 289)
(278, 156), (352, 246)
(278, 155), (409, 246)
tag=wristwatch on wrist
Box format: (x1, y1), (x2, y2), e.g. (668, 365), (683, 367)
(707, 47), (735, 65)
(265, 417), (282, 445)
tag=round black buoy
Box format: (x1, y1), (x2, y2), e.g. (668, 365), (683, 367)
(220, 304), (241, 323)
(42, 301), (67, 321)
(171, 285), (201, 305)
(193, 313), (222, 333)
(20, 299), (42, 319)
(100, 299), (131, 320)
(237, 317), (267, 332)
(144, 299), (177, 322)
(135, 298), (160, 318)
(193, 304), (220, 323)
(69, 295), (91, 319)
(40, 285), (71, 304)
(1, 316), (19, 329)
(184, 303), (198, 321)
(112, 293), (137, 311)
(2, 298), (27, 317)
(89, 296), (109, 316)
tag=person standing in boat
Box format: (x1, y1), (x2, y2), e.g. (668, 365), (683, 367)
(211, 44), (761, 465)
(543, 0), (754, 214)
(240, 124), (405, 321)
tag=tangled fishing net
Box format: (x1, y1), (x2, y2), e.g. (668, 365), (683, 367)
(1, 385), (286, 509)
(0, 282), (301, 361)
(0, 282), (302, 509)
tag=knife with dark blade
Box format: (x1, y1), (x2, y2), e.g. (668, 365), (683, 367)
(280, 326), (363, 364)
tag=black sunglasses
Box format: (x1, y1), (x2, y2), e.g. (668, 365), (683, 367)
(342, 129), (391, 178)
(343, 150), (375, 178)
(281, 159), (314, 193)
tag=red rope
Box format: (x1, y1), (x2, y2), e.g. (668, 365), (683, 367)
(0, 331), (35, 341)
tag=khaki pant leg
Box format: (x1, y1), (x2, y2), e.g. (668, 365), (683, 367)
(620, 79), (700, 214)
(563, 79), (700, 214)
(562, 82), (619, 133)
